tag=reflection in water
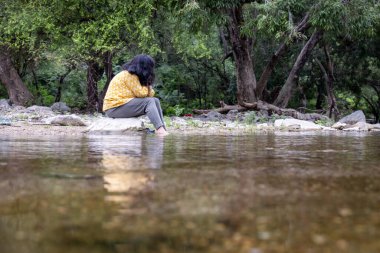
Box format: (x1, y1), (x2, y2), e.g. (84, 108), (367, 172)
(0, 132), (380, 253)
(89, 135), (163, 201)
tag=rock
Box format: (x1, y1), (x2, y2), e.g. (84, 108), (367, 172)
(322, 127), (337, 131)
(343, 121), (369, 131)
(0, 117), (11, 126)
(274, 119), (323, 131)
(225, 121), (237, 128)
(25, 105), (55, 117)
(226, 109), (239, 120)
(26, 105), (53, 112)
(256, 123), (270, 130)
(51, 102), (71, 113)
(287, 124), (301, 131)
(48, 115), (87, 126)
(11, 105), (26, 112)
(339, 110), (366, 125)
(86, 118), (144, 133)
(0, 99), (11, 110)
(171, 117), (187, 126)
(370, 123), (380, 130)
(332, 122), (348, 130)
(204, 111), (223, 121)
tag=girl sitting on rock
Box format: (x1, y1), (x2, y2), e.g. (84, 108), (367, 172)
(103, 54), (168, 135)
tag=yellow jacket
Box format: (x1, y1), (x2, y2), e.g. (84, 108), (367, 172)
(103, 71), (155, 112)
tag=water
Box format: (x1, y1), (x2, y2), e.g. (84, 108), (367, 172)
(1, 132), (380, 253)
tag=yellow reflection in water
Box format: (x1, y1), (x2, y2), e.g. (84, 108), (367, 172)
(93, 135), (164, 203)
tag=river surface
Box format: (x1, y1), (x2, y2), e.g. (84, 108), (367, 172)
(0, 132), (380, 253)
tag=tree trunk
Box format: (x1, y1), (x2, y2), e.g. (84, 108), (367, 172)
(194, 100), (329, 122)
(323, 45), (338, 119)
(31, 70), (42, 104)
(0, 47), (33, 106)
(86, 60), (104, 112)
(55, 68), (72, 102)
(256, 13), (311, 99)
(98, 52), (113, 111)
(274, 29), (323, 108)
(227, 7), (257, 104)
(315, 78), (324, 110)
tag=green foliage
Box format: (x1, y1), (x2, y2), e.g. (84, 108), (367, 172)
(315, 118), (334, 126)
(165, 105), (185, 116)
(1, 0), (379, 118)
(0, 85), (7, 99)
(244, 112), (257, 125)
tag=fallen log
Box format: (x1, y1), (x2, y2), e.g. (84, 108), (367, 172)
(193, 101), (247, 114)
(193, 100), (329, 121)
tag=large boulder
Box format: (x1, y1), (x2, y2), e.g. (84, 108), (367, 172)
(51, 102), (71, 113)
(339, 110), (366, 125)
(86, 118), (144, 133)
(48, 115), (87, 126)
(274, 118), (323, 131)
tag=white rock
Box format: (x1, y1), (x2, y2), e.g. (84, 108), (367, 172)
(332, 122), (348, 130)
(48, 115), (87, 126)
(26, 105), (53, 113)
(256, 123), (269, 129)
(86, 118), (144, 133)
(0, 99), (11, 109)
(343, 127), (361, 132)
(322, 127), (337, 131)
(225, 121), (237, 128)
(343, 121), (369, 131)
(368, 123), (380, 130)
(171, 117), (187, 126)
(353, 122), (369, 131)
(274, 119), (323, 131)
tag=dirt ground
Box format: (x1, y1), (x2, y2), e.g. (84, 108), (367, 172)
(0, 124), (260, 138)
(0, 124), (87, 138)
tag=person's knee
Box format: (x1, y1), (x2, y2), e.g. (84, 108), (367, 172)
(146, 97), (156, 104)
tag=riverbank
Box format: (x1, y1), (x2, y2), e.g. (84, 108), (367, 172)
(1, 102), (380, 137)
(1, 118), (380, 139)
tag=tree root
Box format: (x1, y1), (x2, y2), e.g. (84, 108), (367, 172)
(193, 100), (329, 121)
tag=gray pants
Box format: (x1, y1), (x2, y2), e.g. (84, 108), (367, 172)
(105, 98), (166, 130)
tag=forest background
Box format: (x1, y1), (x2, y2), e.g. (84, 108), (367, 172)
(0, 0), (379, 122)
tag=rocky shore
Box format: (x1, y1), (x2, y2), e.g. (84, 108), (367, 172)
(1, 99), (380, 137)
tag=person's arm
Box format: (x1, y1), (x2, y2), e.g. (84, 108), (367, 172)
(148, 86), (155, 97)
(127, 75), (150, 98)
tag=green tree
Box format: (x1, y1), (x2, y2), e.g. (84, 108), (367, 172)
(0, 0), (41, 105)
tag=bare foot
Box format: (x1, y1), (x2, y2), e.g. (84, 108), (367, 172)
(156, 127), (169, 136)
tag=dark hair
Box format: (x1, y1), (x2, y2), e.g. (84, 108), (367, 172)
(122, 54), (155, 86)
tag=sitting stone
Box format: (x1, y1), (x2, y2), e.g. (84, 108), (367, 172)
(86, 117), (144, 133)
